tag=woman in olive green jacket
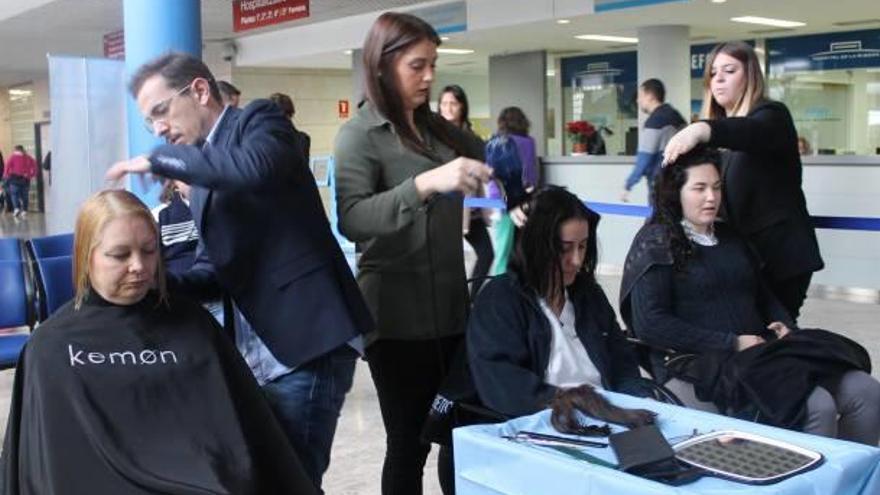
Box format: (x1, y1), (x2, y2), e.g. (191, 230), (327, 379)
(333, 12), (490, 495)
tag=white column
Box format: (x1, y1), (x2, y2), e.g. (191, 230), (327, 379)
(351, 49), (364, 104)
(489, 51), (547, 156)
(637, 25), (690, 121)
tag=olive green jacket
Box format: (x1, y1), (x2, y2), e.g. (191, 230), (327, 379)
(334, 102), (484, 343)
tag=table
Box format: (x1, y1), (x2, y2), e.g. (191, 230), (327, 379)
(453, 391), (880, 494)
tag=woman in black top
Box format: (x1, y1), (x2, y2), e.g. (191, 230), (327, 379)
(620, 147), (880, 445)
(468, 187), (651, 419)
(663, 41), (823, 321)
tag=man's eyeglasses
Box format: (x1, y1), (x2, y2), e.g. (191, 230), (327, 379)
(143, 83), (192, 133)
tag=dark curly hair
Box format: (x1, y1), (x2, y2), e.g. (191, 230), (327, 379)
(510, 186), (600, 301)
(649, 146), (722, 271)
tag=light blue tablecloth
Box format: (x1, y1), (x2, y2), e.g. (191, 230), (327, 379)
(453, 391), (880, 494)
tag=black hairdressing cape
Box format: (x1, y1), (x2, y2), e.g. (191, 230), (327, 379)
(0, 291), (316, 495)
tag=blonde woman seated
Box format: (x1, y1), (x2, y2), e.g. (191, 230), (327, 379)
(0, 190), (315, 494)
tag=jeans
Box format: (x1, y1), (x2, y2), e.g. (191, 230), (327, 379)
(262, 344), (358, 492)
(7, 176), (29, 211)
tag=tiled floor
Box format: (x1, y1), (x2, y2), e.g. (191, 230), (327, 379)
(0, 211), (47, 240)
(2, 213), (878, 493)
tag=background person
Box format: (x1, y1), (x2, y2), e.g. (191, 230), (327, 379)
(797, 136), (812, 156)
(620, 79), (686, 204)
(663, 41), (823, 321)
(0, 148), (11, 214)
(486, 106), (538, 276)
(438, 84), (493, 300)
(2, 145), (37, 218)
(217, 80), (241, 108)
(269, 92), (311, 164)
(334, 12), (489, 495)
(0, 190), (316, 494)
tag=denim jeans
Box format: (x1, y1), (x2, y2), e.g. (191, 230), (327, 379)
(262, 344), (358, 492)
(7, 177), (29, 211)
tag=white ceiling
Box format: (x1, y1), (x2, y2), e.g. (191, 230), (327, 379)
(262, 0), (880, 75)
(0, 0), (878, 86)
(0, 0), (426, 87)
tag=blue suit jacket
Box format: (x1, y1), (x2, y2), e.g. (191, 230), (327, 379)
(149, 100), (373, 367)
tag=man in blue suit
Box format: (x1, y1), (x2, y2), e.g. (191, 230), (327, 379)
(107, 53), (373, 491)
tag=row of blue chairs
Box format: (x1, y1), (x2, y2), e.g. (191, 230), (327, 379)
(0, 233), (75, 369)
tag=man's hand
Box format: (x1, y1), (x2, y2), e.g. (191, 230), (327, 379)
(620, 189), (631, 203)
(106, 156), (151, 184)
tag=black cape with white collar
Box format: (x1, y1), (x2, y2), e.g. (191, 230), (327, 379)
(0, 291), (316, 495)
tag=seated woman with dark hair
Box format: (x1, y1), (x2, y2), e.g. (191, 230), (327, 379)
(619, 146), (880, 445)
(1, 190), (316, 494)
(467, 186), (652, 419)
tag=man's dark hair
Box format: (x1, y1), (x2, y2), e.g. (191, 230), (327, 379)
(129, 52), (222, 103)
(217, 80), (240, 98)
(269, 93), (295, 119)
(13, 145), (25, 153)
(640, 78), (666, 103)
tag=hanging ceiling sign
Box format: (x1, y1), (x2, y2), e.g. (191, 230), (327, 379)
(409, 1), (467, 34)
(690, 40), (755, 79)
(561, 52), (637, 88)
(768, 29), (880, 75)
(593, 0), (686, 13)
(234, 0), (309, 33)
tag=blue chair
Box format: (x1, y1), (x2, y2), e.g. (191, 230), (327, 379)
(32, 255), (74, 320)
(0, 334), (29, 369)
(0, 237), (23, 261)
(26, 234), (75, 320)
(28, 233), (73, 259)
(0, 259), (31, 369)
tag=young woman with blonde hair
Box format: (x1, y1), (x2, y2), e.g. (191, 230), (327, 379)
(663, 41), (823, 321)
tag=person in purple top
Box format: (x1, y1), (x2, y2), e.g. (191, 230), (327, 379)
(486, 107), (538, 275)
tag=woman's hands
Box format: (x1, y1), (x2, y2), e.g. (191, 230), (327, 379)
(767, 321), (792, 339)
(414, 157), (492, 201)
(735, 322), (791, 352)
(736, 334), (765, 351)
(663, 122), (711, 166)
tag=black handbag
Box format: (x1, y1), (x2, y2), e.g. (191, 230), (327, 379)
(609, 425), (701, 485)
